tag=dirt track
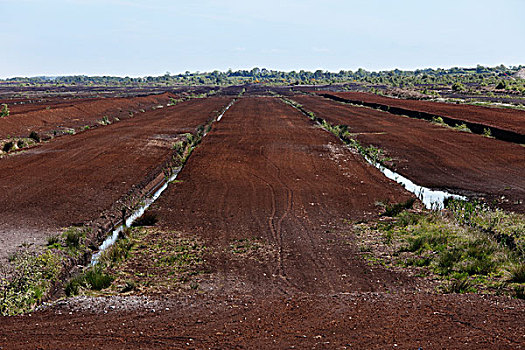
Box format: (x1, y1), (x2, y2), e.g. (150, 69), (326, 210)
(0, 97), (231, 259)
(293, 95), (525, 213)
(0, 92), (175, 139)
(1, 96), (523, 349)
(322, 91), (525, 137)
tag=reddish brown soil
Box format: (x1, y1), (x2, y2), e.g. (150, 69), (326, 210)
(1, 293), (523, 349)
(151, 96), (415, 295)
(322, 91), (525, 136)
(0, 97), (231, 259)
(0, 92), (176, 139)
(294, 95), (525, 212)
(0, 97), (523, 349)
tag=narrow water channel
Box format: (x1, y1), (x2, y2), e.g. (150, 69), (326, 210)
(90, 169), (180, 265)
(365, 156), (466, 209)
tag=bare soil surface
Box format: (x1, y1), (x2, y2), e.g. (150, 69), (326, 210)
(0, 92), (176, 140)
(322, 91), (525, 136)
(293, 95), (525, 213)
(151, 96), (415, 295)
(0, 97), (231, 260)
(0, 97), (523, 349)
(1, 292), (523, 349)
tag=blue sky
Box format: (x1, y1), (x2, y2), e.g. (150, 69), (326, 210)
(1, 0), (524, 77)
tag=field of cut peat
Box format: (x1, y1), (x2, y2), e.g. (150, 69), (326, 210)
(320, 91), (525, 141)
(1, 95), (523, 349)
(0, 92), (177, 141)
(150, 96), (415, 294)
(0, 97), (232, 260)
(292, 94), (525, 213)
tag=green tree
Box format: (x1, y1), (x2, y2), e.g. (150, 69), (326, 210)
(451, 82), (466, 92)
(496, 80), (507, 89)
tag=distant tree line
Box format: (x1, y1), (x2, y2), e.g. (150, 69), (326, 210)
(2, 65), (524, 90)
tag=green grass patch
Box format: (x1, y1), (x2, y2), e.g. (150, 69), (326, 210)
(65, 266), (114, 296)
(358, 200), (525, 296)
(85, 228), (208, 295)
(0, 250), (63, 315)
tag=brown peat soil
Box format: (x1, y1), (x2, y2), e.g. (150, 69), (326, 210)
(0, 96), (523, 349)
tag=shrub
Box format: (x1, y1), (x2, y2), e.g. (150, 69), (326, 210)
(29, 131), (40, 142)
(64, 267), (114, 296)
(509, 263), (525, 283)
(452, 82), (466, 92)
(2, 141), (14, 153)
(0, 104), (9, 117)
(46, 235), (61, 249)
(515, 286), (525, 299)
(0, 250), (62, 315)
(383, 198), (416, 217)
(454, 123), (472, 133)
(442, 278), (474, 293)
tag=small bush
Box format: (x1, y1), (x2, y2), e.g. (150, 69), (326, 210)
(84, 268), (114, 290)
(515, 286), (525, 299)
(2, 141), (14, 153)
(46, 235), (61, 249)
(0, 104), (9, 117)
(64, 267), (114, 296)
(383, 198), (416, 217)
(454, 123), (472, 133)
(452, 82), (466, 92)
(62, 227), (90, 253)
(120, 280), (136, 293)
(431, 116), (446, 126)
(65, 229), (82, 248)
(509, 263), (525, 283)
(29, 131), (40, 142)
(443, 278), (474, 293)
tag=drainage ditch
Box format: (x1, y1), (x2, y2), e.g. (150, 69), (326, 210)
(282, 97), (467, 209)
(90, 98), (236, 264)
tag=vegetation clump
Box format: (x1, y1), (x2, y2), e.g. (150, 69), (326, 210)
(356, 199), (525, 297)
(0, 250), (62, 315)
(2, 141), (14, 153)
(65, 267), (114, 296)
(0, 104), (9, 117)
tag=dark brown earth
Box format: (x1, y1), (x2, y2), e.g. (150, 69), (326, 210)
(293, 94), (525, 213)
(0, 92), (176, 140)
(1, 96), (523, 349)
(0, 97), (231, 259)
(322, 91), (525, 136)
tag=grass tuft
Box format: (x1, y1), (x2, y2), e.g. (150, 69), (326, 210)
(509, 263), (525, 283)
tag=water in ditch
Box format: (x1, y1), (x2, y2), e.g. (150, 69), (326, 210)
(91, 99), (236, 265)
(90, 169), (180, 265)
(217, 100), (235, 121)
(366, 157), (466, 210)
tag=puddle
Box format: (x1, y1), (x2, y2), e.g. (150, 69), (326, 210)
(367, 158), (466, 209)
(90, 169), (181, 265)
